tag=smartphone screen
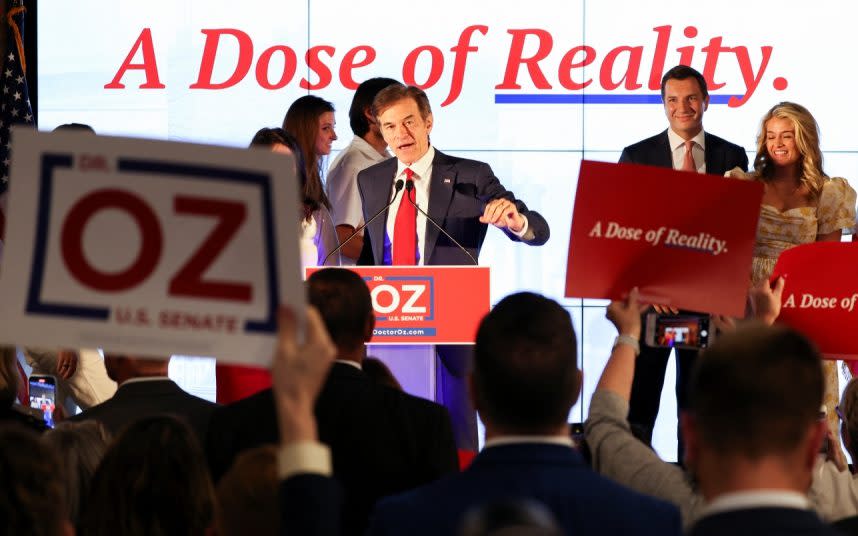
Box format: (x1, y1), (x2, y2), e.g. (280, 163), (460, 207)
(645, 314), (713, 350)
(28, 375), (57, 428)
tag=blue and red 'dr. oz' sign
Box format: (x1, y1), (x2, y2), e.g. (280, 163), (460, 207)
(0, 129), (304, 366)
(307, 266), (490, 344)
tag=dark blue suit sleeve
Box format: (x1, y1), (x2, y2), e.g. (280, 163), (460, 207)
(474, 161), (550, 246)
(279, 473), (343, 536)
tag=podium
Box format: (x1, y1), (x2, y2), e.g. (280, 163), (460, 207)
(307, 266), (490, 400)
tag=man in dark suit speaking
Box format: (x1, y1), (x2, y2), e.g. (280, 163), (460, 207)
(356, 84), (550, 448)
(357, 84), (549, 265)
(619, 65), (748, 458)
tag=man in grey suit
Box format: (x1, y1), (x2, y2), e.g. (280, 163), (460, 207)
(356, 84), (550, 449)
(619, 65), (749, 458)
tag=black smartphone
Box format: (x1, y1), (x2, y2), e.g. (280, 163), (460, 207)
(645, 313), (714, 350)
(570, 422), (585, 445)
(28, 375), (57, 428)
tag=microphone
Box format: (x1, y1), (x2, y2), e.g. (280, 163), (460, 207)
(404, 180), (478, 266)
(322, 179), (404, 265)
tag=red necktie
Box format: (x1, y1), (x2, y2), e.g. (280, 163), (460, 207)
(681, 140), (696, 172)
(392, 168), (417, 265)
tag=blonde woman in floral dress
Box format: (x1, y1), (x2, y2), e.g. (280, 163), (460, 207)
(728, 102), (856, 435)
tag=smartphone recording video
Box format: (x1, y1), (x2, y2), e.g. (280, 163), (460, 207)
(28, 375), (57, 428)
(645, 313), (714, 350)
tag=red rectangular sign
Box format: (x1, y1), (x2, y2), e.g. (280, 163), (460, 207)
(306, 266), (490, 344)
(565, 160), (763, 316)
(771, 242), (858, 360)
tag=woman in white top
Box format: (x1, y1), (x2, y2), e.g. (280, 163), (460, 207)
(282, 95), (342, 267)
(249, 127), (340, 269)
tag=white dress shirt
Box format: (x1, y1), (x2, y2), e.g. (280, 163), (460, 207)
(484, 435), (575, 449)
(385, 146), (435, 265)
(700, 489), (812, 518)
(326, 136), (390, 230)
(667, 128), (707, 173)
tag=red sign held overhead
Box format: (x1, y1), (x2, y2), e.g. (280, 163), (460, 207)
(565, 160), (763, 317)
(772, 242), (858, 360)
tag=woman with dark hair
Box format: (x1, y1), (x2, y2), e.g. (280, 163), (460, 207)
(42, 421), (111, 529)
(251, 124), (340, 267)
(79, 415), (216, 536)
(282, 95), (341, 266)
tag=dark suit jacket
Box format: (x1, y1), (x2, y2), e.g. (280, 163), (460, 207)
(832, 514), (858, 535)
(619, 130), (749, 175)
(689, 507), (843, 536)
(69, 379), (216, 443)
(280, 474), (343, 536)
(207, 362), (459, 536)
(366, 443), (682, 536)
(356, 150), (549, 265)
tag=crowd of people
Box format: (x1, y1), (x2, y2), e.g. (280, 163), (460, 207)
(2, 64), (858, 535)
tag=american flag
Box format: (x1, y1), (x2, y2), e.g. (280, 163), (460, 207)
(0, 0), (34, 242)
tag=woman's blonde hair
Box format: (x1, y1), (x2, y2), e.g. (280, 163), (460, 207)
(752, 101), (827, 199)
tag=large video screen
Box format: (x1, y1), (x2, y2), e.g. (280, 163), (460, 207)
(38, 0), (858, 458)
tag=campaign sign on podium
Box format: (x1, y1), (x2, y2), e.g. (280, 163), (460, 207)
(566, 160), (763, 317)
(307, 266), (490, 344)
(771, 242), (858, 360)
(0, 129), (304, 366)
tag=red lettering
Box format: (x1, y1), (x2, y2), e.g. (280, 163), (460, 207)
(558, 46), (595, 90)
(701, 37), (728, 91)
(190, 29), (253, 89)
(648, 25), (672, 90)
(300, 46), (336, 90)
(441, 25), (488, 107)
(339, 46), (376, 90)
(255, 45), (298, 90)
(61, 189), (163, 291)
(402, 46), (445, 88)
(79, 155), (108, 171)
(169, 196), (251, 302)
(104, 28), (165, 89)
(676, 26), (698, 67)
(495, 29), (553, 90)
(599, 46), (643, 90)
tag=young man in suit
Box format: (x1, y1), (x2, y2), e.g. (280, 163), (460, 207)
(366, 292), (682, 536)
(207, 268), (458, 536)
(683, 324), (841, 536)
(619, 65), (749, 456)
(356, 84), (550, 449)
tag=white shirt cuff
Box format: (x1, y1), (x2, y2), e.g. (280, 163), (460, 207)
(511, 214), (530, 238)
(277, 441), (332, 480)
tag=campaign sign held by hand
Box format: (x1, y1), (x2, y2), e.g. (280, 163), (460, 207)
(565, 160), (763, 316)
(0, 129), (303, 365)
(772, 241), (858, 359)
